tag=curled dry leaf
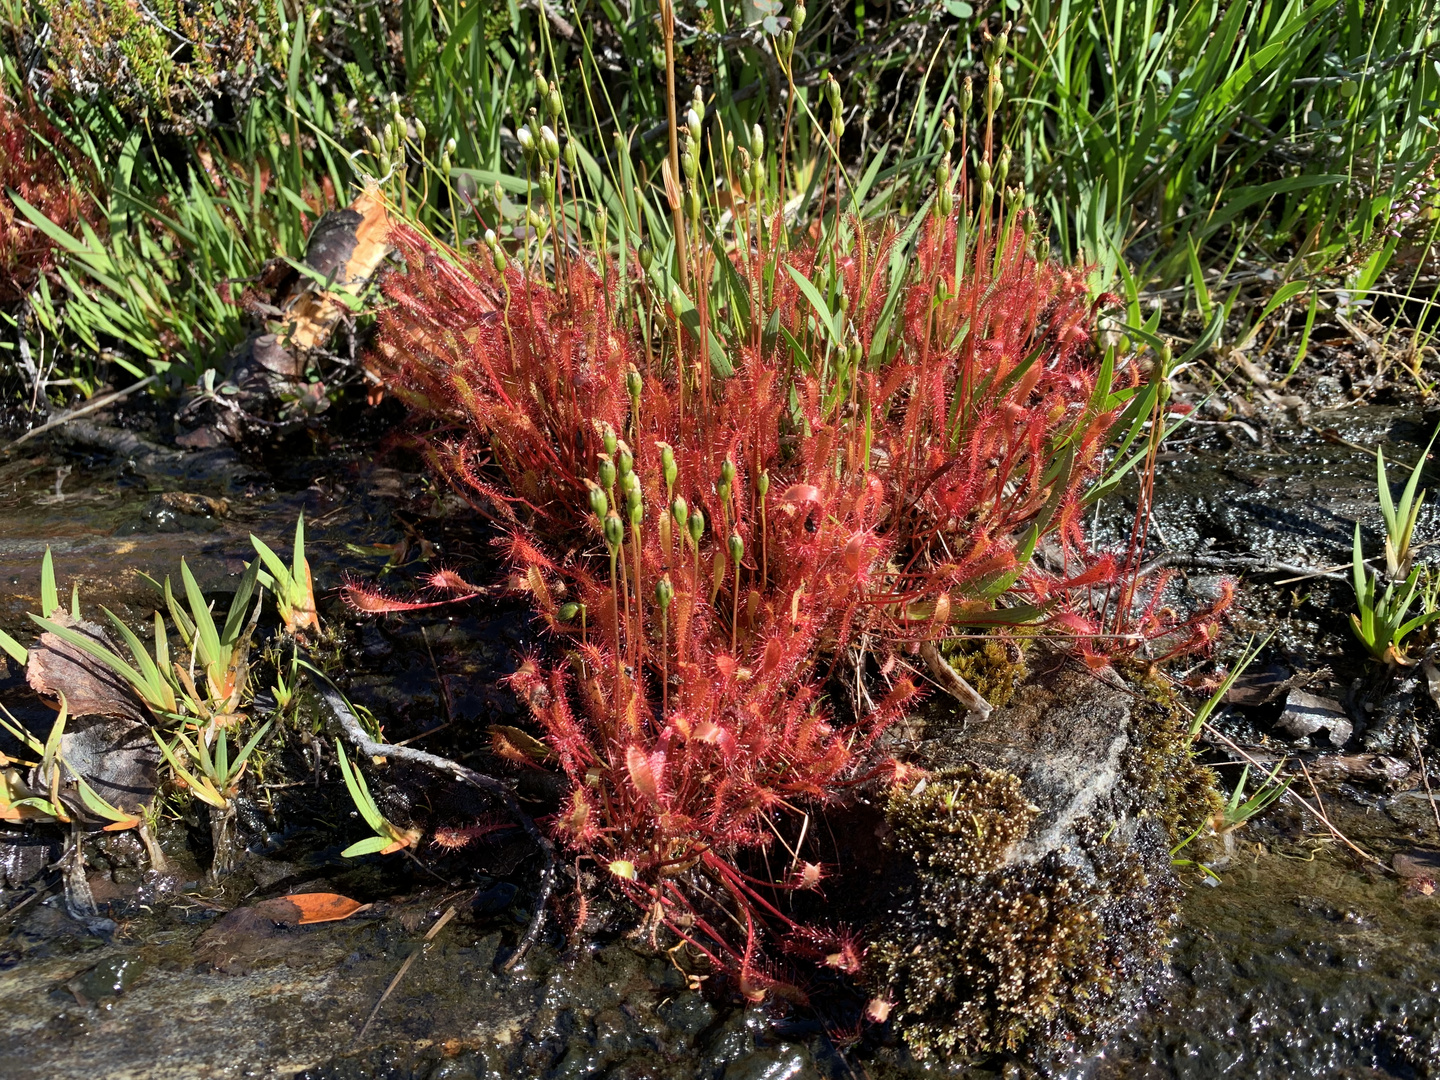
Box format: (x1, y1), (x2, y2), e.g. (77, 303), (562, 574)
(26, 615), (147, 723)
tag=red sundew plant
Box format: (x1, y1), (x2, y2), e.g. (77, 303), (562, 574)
(0, 93), (99, 306)
(354, 78), (1223, 999)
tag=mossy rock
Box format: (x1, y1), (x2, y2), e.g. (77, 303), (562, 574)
(868, 656), (1199, 1060)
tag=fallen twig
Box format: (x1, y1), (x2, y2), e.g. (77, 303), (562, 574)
(356, 903), (457, 1042)
(308, 667), (556, 970)
(4, 375), (158, 451)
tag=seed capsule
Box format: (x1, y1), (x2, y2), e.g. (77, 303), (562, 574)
(728, 532), (744, 563)
(655, 575), (674, 612)
(792, 4), (806, 32)
(627, 366), (643, 406)
(617, 445), (634, 477)
(638, 242), (654, 271)
(672, 496), (689, 532)
(757, 470), (769, 498)
(602, 423), (618, 458)
(558, 602), (580, 621)
(720, 458), (736, 485)
(689, 507), (705, 546)
(598, 455), (616, 490)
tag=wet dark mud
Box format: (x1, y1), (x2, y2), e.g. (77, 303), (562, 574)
(0, 402), (1437, 1079)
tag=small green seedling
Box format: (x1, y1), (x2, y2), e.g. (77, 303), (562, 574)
(335, 741), (422, 857)
(1216, 759), (1293, 834)
(1376, 427), (1437, 577)
(152, 721), (272, 811)
(1350, 525), (1440, 665)
(251, 513), (318, 638)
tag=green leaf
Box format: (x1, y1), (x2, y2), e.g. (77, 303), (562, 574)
(181, 559), (222, 672)
(786, 264), (840, 343)
(335, 742), (387, 834)
(250, 535), (293, 593)
(70, 769), (139, 826)
(0, 628), (27, 667)
(40, 547), (59, 618)
(151, 730), (226, 809)
(341, 835), (395, 858)
(100, 606), (171, 710)
(221, 558), (262, 650)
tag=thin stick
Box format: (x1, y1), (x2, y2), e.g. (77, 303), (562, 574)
(5, 375), (158, 450)
(1412, 730), (1440, 841)
(356, 904), (457, 1041)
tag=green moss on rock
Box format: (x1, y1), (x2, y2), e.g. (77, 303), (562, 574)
(886, 764), (1038, 876)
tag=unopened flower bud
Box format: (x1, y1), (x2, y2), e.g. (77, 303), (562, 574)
(413, 118), (426, 144)
(751, 124), (764, 159)
(558, 602), (580, 621)
(655, 575), (674, 612)
(757, 470), (769, 497)
(536, 72), (550, 97)
(660, 443), (677, 491)
(627, 366), (643, 406)
(492, 247), (507, 272)
(602, 422), (618, 458)
(689, 507), (705, 546)
(587, 481), (608, 519)
(446, 136), (457, 156)
(541, 125), (560, 161)
(516, 126), (534, 154)
(687, 108), (701, 142)
(672, 495), (689, 532)
(720, 458), (736, 486)
(548, 88), (563, 121)
(728, 532), (744, 564)
(682, 150), (698, 180)
(638, 242), (654, 271)
(825, 75), (841, 112)
(604, 512), (624, 551)
(997, 145), (1011, 189)
(564, 141), (578, 169)
(792, 3), (806, 32)
(938, 186), (954, 216)
(725, 130), (735, 160)
(484, 228), (498, 249)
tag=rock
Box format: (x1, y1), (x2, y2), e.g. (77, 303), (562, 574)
(1277, 689), (1353, 747)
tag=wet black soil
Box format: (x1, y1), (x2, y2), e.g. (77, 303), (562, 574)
(1, 399), (1438, 1079)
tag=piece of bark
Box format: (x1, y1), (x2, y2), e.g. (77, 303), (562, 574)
(282, 187), (391, 352)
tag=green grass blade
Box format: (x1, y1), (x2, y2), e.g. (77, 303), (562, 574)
(181, 559), (222, 671)
(0, 628), (27, 667)
(40, 547), (59, 618)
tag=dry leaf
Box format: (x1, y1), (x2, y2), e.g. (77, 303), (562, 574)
(284, 892), (367, 924)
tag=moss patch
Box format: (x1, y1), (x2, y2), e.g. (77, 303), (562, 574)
(939, 636), (1028, 710)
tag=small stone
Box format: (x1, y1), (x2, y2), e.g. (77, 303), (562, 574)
(1278, 689), (1352, 747)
